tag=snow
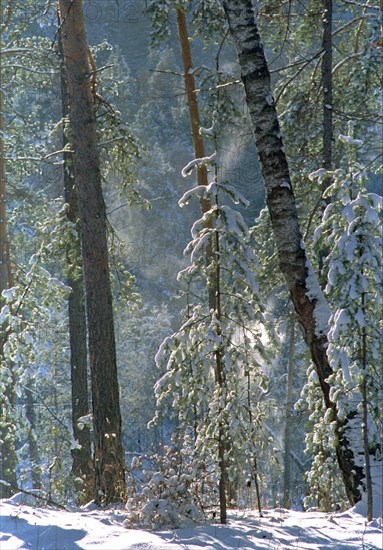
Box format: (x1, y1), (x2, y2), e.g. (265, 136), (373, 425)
(0, 304), (9, 324)
(338, 134), (363, 147)
(1, 286), (19, 302)
(1, 498), (382, 549)
(181, 152), (217, 178)
(305, 258), (331, 337)
(199, 122), (217, 137)
(279, 180), (291, 189)
(308, 168), (326, 182)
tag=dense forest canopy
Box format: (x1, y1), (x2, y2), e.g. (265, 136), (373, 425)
(0, 0), (381, 528)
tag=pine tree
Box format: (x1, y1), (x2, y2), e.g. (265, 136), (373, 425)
(58, 21), (93, 501)
(313, 126), (382, 518)
(58, 0), (126, 503)
(154, 146), (267, 523)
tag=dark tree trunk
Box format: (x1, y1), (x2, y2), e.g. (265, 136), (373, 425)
(246, 371), (262, 516)
(58, 24), (94, 501)
(318, 0), (333, 279)
(24, 382), (41, 490)
(58, 0), (126, 504)
(222, 0), (364, 506)
(322, 0), (333, 175)
(283, 317), (295, 509)
(360, 281), (373, 521)
(0, 0), (17, 496)
(0, 402), (17, 498)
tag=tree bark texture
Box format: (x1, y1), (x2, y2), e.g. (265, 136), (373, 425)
(58, 23), (94, 500)
(176, 8), (210, 211)
(222, 0), (364, 505)
(176, 8), (216, 311)
(58, 0), (126, 503)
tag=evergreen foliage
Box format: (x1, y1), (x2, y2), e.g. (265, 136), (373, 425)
(0, 0), (381, 518)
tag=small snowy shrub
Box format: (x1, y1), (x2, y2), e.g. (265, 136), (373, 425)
(125, 444), (206, 528)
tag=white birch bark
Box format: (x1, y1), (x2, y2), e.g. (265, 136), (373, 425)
(222, 0), (364, 505)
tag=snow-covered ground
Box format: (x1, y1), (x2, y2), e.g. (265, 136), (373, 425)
(1, 494), (382, 550)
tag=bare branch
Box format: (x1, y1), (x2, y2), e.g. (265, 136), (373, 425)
(333, 14), (376, 37)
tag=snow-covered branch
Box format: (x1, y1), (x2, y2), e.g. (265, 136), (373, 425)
(181, 152), (217, 178)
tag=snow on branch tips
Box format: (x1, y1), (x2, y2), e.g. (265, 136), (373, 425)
(338, 134), (363, 147)
(181, 152), (217, 178)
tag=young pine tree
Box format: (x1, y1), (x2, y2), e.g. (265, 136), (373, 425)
(312, 128), (382, 518)
(153, 147), (267, 523)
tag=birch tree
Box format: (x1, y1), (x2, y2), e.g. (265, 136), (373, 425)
(222, 0), (365, 505)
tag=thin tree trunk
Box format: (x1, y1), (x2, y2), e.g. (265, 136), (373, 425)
(58, 0), (126, 504)
(24, 382), (41, 489)
(213, 227), (227, 524)
(246, 370), (262, 516)
(222, 0), (364, 505)
(0, 0), (17, 496)
(361, 377), (372, 521)
(176, 8), (211, 217)
(176, 8), (228, 523)
(176, 8), (216, 309)
(360, 280), (373, 521)
(322, 0), (333, 176)
(58, 21), (94, 501)
(283, 317), (295, 509)
(319, 0), (333, 280)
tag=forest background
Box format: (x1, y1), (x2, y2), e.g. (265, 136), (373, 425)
(0, 0), (381, 527)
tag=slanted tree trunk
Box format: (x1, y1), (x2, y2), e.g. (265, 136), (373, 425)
(0, 0), (17, 496)
(58, 23), (94, 501)
(58, 0), (126, 504)
(222, 0), (364, 505)
(176, 8), (227, 523)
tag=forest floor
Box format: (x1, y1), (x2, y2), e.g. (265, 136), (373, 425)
(0, 493), (382, 549)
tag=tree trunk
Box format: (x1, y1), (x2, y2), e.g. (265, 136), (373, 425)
(176, 8), (227, 523)
(360, 283), (373, 521)
(318, 0), (333, 280)
(246, 370), (262, 516)
(176, 8), (211, 215)
(222, 0), (364, 505)
(58, 21), (94, 501)
(176, 8), (216, 308)
(58, 0), (126, 504)
(283, 317), (295, 509)
(213, 231), (227, 525)
(0, 0), (17, 496)
(322, 0), (333, 176)
(361, 376), (372, 521)
(24, 382), (41, 490)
